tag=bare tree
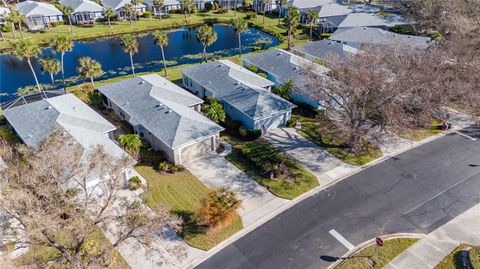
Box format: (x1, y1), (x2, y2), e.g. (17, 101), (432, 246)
(0, 134), (184, 268)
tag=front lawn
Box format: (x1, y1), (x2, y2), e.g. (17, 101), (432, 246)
(393, 121), (444, 141)
(223, 135), (319, 200)
(292, 112), (382, 166)
(435, 244), (480, 269)
(335, 237), (419, 269)
(137, 165), (242, 250)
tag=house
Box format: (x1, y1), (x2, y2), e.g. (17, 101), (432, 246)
(98, 74), (224, 165)
(101, 0), (145, 19)
(2, 92), (130, 192)
(336, 5), (410, 29)
(15, 1), (63, 30)
(182, 60), (296, 132)
(292, 40), (358, 64)
(59, 0), (104, 24)
(143, 0), (181, 15)
(253, 0), (277, 12)
(0, 7), (10, 25)
(329, 27), (431, 50)
(243, 49), (330, 109)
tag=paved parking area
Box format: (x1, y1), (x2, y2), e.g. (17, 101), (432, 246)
(185, 153), (288, 227)
(264, 128), (357, 185)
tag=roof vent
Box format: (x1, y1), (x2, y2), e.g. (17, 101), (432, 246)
(165, 109), (172, 114)
(139, 81), (145, 84)
(72, 106), (77, 111)
(45, 105), (52, 110)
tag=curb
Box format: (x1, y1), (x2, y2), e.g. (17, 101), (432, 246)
(184, 126), (470, 269)
(326, 233), (426, 269)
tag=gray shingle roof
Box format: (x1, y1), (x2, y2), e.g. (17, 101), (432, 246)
(337, 12), (409, 28)
(182, 60), (295, 120)
(59, 0), (103, 13)
(3, 93), (126, 159)
(101, 0), (145, 10)
(16, 1), (62, 17)
(330, 27), (431, 50)
(242, 49), (330, 101)
(293, 40), (358, 63)
(97, 74), (223, 149)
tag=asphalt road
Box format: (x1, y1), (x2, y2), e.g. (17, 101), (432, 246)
(196, 130), (480, 269)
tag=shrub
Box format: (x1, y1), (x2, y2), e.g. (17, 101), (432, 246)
(238, 126), (261, 141)
(50, 21), (64, 27)
(212, 2), (219, 10)
(246, 12), (256, 19)
(246, 65), (259, 73)
(158, 161), (171, 172)
(197, 187), (241, 230)
(320, 33), (332, 39)
(240, 141), (292, 180)
(0, 126), (18, 144)
(217, 7), (228, 14)
(142, 11), (152, 18)
(286, 119), (296, 128)
(118, 134), (142, 158)
(158, 161), (184, 173)
(257, 73), (267, 79)
(223, 118), (242, 136)
(66, 187), (80, 197)
(216, 143), (225, 153)
(238, 126), (247, 137)
(1, 24), (12, 33)
(88, 89), (103, 106)
(128, 176), (142, 190)
(204, 2), (213, 11)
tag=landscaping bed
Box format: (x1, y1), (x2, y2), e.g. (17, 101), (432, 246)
(334, 237), (419, 269)
(435, 244), (480, 269)
(223, 135), (318, 200)
(292, 109), (382, 166)
(137, 165), (242, 250)
(393, 121), (444, 141)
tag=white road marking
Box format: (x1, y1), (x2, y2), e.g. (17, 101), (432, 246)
(329, 229), (355, 251)
(454, 131), (477, 141)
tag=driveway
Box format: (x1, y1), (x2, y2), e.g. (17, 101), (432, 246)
(185, 154), (288, 227)
(264, 128), (357, 185)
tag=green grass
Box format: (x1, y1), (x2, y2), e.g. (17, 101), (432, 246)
(435, 244), (480, 269)
(223, 135), (319, 199)
(293, 113), (382, 166)
(16, 228), (129, 268)
(0, 125), (20, 144)
(0, 11), (291, 50)
(394, 121), (444, 141)
(137, 165), (243, 250)
(335, 237), (419, 269)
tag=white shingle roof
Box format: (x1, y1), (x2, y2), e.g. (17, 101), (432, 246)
(59, 0), (103, 13)
(16, 1), (62, 17)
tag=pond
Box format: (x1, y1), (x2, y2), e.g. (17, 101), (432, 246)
(0, 24), (280, 103)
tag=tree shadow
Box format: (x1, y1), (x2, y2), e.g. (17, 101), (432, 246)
(173, 209), (206, 238)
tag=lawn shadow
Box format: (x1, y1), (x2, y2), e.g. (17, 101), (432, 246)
(173, 209), (207, 238)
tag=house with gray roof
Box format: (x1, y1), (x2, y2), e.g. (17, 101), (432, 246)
(101, 0), (145, 19)
(336, 9), (409, 29)
(59, 0), (104, 24)
(143, 0), (181, 15)
(16, 1), (63, 30)
(182, 60), (295, 132)
(330, 27), (431, 50)
(98, 74), (223, 165)
(292, 40), (358, 64)
(243, 49), (330, 109)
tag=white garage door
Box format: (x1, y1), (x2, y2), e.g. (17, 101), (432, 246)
(179, 137), (213, 164)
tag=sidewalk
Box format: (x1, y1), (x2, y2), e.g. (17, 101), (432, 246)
(385, 203), (480, 269)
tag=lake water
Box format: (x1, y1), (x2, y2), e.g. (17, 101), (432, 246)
(0, 24), (279, 103)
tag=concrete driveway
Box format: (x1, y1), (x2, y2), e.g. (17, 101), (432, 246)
(264, 128), (357, 185)
(185, 154), (288, 227)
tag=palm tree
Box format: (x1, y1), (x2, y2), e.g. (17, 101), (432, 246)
(124, 3), (134, 26)
(233, 0), (237, 16)
(10, 40), (41, 91)
(196, 25), (217, 62)
(202, 98), (225, 123)
(153, 0), (164, 20)
(51, 35), (73, 91)
(274, 79), (294, 100)
(262, 0), (271, 24)
(121, 34), (139, 77)
(277, 0), (287, 25)
(181, 0), (194, 19)
(232, 18), (248, 57)
(63, 6), (74, 34)
(153, 31), (169, 76)
(6, 11), (18, 40)
(39, 56), (61, 88)
(307, 9), (318, 41)
(284, 6), (299, 50)
(118, 134), (142, 158)
(104, 7), (114, 28)
(76, 57), (103, 88)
